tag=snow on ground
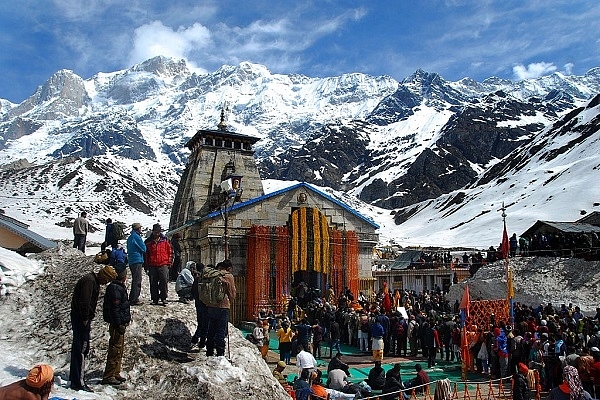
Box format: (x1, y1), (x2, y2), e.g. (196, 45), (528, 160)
(446, 256), (600, 314)
(0, 246), (45, 292)
(0, 244), (290, 400)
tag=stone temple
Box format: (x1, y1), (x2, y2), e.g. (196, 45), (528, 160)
(169, 112), (379, 323)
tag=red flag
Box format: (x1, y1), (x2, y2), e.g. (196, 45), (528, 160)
(459, 284), (470, 318)
(501, 220), (509, 259)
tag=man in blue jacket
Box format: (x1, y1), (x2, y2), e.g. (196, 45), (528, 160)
(126, 223), (146, 305)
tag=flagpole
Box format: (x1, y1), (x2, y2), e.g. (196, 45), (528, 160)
(501, 202), (514, 322)
(459, 284), (470, 381)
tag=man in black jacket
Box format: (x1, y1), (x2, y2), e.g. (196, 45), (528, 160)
(69, 265), (117, 392)
(101, 269), (131, 386)
(327, 352), (351, 376)
(513, 363), (531, 400)
(367, 360), (386, 390)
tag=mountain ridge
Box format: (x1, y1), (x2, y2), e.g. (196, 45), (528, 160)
(0, 56), (599, 247)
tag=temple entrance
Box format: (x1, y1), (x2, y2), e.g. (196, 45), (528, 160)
(245, 207), (361, 320)
(292, 270), (327, 307)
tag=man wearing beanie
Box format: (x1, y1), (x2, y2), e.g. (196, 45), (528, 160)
(272, 361), (288, 386)
(0, 363), (54, 399)
(513, 362), (531, 400)
(101, 268), (131, 386)
(69, 265), (117, 392)
(144, 223), (173, 306)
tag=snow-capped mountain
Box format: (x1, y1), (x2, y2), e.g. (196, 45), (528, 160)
(0, 56), (599, 247)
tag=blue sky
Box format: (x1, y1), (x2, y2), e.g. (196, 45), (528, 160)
(1, 0), (599, 103)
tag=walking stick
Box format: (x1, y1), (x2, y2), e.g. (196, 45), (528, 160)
(227, 323), (231, 361)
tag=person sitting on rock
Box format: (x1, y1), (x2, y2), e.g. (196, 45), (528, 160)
(175, 261), (195, 303)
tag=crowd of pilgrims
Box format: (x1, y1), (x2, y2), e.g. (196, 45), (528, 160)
(261, 282), (600, 395)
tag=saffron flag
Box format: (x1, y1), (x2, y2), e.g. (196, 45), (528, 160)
(507, 267), (514, 299)
(501, 221), (509, 259)
(459, 284), (470, 318)
(382, 282), (392, 314)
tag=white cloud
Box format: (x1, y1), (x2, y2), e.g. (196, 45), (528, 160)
(512, 62), (557, 80)
(128, 21), (212, 66)
(563, 62), (574, 75)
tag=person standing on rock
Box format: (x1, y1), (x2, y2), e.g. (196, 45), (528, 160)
(69, 265), (117, 392)
(169, 232), (182, 282)
(205, 259), (236, 357)
(101, 268), (131, 386)
(126, 223), (146, 306)
(72, 211), (89, 253)
(144, 224), (172, 306)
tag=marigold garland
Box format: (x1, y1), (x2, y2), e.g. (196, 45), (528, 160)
(321, 213), (330, 275)
(345, 230), (359, 298)
(300, 207), (307, 271)
(246, 225), (271, 319)
(291, 210), (299, 274)
(275, 225), (290, 313)
(330, 229), (343, 296)
(246, 208), (360, 319)
(312, 208), (320, 273)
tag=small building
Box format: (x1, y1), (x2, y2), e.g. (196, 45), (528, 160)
(0, 213), (57, 254)
(576, 211), (600, 227)
(521, 220), (600, 238)
(169, 112), (379, 324)
(520, 219), (600, 259)
(372, 249), (469, 294)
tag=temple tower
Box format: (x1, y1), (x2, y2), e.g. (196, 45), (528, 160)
(170, 109), (264, 229)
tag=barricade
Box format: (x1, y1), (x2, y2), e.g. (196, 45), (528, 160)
(288, 374), (541, 400)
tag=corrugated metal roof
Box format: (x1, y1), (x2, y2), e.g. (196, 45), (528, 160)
(522, 220), (600, 237)
(541, 221), (600, 233)
(388, 250), (423, 270)
(169, 182), (379, 234)
(576, 211), (600, 226)
(0, 214), (57, 252)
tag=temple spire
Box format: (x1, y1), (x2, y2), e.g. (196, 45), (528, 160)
(217, 106), (227, 131)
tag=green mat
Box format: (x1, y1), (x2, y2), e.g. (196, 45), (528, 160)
(241, 328), (491, 387)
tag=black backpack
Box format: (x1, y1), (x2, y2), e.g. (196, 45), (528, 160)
(360, 320), (370, 333)
(108, 221), (127, 243)
(411, 322), (420, 338)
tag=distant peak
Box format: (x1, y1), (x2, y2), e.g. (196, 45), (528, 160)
(237, 61), (272, 76)
(482, 76), (513, 85)
(584, 67), (600, 76)
(132, 56), (189, 77)
(39, 69), (86, 102)
(403, 68), (443, 86)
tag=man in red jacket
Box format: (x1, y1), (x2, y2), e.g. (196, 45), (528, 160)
(145, 224), (173, 306)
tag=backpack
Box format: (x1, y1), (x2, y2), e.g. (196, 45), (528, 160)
(411, 322), (420, 338)
(565, 331), (577, 348)
(554, 339), (566, 359)
(110, 247), (127, 269)
(397, 322), (406, 338)
(197, 266), (227, 305)
(108, 221), (127, 243)
(294, 386), (314, 400)
(360, 321), (370, 333)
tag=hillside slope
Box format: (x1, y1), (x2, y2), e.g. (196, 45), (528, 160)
(0, 245), (289, 400)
